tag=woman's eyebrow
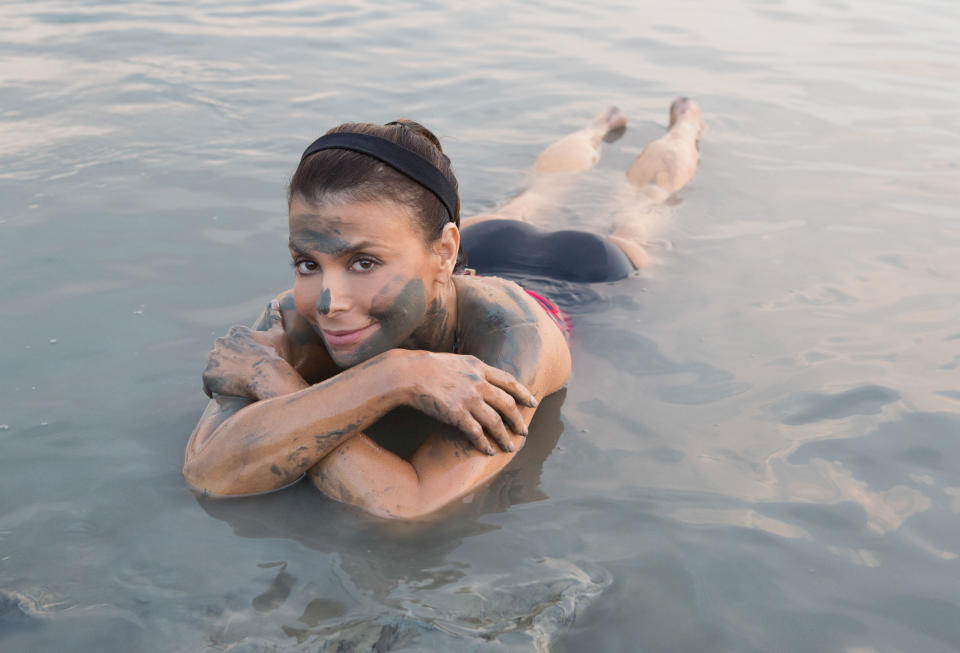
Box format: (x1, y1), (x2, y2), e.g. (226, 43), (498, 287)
(288, 237), (383, 257)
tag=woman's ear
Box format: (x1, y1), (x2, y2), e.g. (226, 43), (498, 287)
(433, 223), (460, 279)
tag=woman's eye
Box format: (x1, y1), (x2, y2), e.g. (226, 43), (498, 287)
(295, 259), (318, 274)
(350, 257), (377, 272)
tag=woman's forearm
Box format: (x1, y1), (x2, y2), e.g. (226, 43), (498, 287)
(183, 350), (408, 497)
(247, 358), (311, 400)
(310, 435), (427, 519)
(311, 424), (528, 520)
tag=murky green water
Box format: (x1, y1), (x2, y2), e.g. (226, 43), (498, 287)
(2, 0), (959, 650)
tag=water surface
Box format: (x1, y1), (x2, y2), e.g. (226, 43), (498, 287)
(2, 0), (959, 650)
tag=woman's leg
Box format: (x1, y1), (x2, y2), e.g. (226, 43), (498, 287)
(530, 105), (628, 175)
(461, 98), (703, 271)
(609, 97), (704, 268)
(625, 97), (703, 197)
(461, 107), (627, 227)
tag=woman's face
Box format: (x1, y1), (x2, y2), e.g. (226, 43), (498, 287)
(289, 196), (453, 369)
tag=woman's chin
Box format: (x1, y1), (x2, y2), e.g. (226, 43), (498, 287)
(322, 327), (389, 368)
(329, 349), (371, 369)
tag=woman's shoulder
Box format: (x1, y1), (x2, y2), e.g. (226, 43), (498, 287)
(454, 275), (569, 356)
(453, 275), (571, 390)
(454, 274), (543, 330)
(256, 289), (338, 383)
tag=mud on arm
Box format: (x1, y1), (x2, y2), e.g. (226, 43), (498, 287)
(184, 296), (413, 497)
(309, 296), (572, 519)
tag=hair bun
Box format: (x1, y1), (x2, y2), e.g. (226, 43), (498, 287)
(386, 119), (444, 153)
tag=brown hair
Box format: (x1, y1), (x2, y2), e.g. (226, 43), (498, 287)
(289, 120), (464, 270)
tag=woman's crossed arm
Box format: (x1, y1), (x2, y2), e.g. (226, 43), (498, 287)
(308, 302), (572, 520)
(183, 299), (540, 499)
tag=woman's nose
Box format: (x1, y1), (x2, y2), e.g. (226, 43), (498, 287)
(316, 282), (351, 316)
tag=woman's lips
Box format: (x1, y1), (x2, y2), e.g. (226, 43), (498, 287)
(320, 323), (377, 347)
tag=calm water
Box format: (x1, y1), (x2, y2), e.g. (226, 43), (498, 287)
(2, 0), (959, 650)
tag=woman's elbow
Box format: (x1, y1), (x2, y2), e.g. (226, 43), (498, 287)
(182, 456), (221, 497)
(182, 456), (248, 498)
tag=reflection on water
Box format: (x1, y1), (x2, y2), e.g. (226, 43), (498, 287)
(192, 392), (610, 649)
(2, 0), (960, 650)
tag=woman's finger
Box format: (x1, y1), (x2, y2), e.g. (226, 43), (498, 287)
(470, 401), (515, 453)
(455, 411), (496, 456)
(482, 364), (538, 408)
(482, 384), (528, 437)
(268, 299), (283, 328)
(252, 299), (284, 334)
(251, 300), (287, 353)
(202, 354), (218, 397)
(247, 329), (276, 349)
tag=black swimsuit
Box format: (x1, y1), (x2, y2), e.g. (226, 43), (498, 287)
(460, 219), (634, 283)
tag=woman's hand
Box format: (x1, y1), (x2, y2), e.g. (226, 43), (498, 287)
(201, 325), (285, 399)
(399, 351), (538, 456)
(202, 302), (306, 400)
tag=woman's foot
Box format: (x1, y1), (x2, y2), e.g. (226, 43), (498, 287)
(668, 97), (704, 138)
(592, 105), (628, 134)
(626, 97), (702, 191)
(533, 106), (628, 174)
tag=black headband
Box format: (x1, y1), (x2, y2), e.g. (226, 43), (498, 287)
(300, 132), (458, 223)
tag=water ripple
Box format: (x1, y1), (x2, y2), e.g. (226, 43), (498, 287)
(775, 384), (900, 425)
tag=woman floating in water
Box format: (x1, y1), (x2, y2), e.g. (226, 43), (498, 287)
(183, 98), (704, 519)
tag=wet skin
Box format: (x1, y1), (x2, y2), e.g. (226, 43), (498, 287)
(288, 200), (453, 370)
(317, 288), (331, 316)
(306, 272), (570, 517)
(185, 100), (707, 517)
(350, 277), (428, 364)
(184, 196), (570, 518)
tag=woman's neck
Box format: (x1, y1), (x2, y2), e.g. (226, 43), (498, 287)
(403, 278), (459, 353)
